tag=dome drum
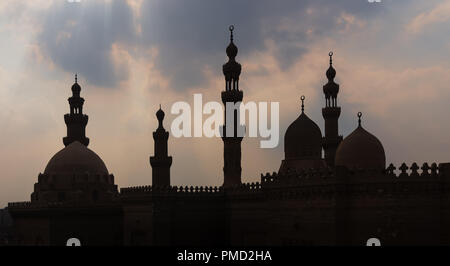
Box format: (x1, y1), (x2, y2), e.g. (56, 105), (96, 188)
(31, 141), (118, 204)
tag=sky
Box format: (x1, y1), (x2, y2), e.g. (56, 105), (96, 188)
(1, 0), (450, 207)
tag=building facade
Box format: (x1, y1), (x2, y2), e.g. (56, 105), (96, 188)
(7, 27), (450, 246)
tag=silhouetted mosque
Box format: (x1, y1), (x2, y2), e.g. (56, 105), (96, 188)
(5, 26), (450, 246)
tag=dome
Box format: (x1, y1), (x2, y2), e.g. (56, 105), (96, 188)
(284, 112), (323, 159)
(223, 26), (241, 79)
(326, 65), (336, 81)
(44, 141), (108, 176)
(335, 120), (385, 170)
(226, 42), (238, 59)
(71, 74), (81, 95)
(71, 82), (81, 93)
(226, 25), (238, 59)
(156, 107), (165, 121)
(326, 52), (336, 81)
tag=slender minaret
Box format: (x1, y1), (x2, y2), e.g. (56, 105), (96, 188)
(322, 52), (343, 166)
(63, 74), (90, 146)
(150, 106), (172, 187)
(221, 25), (243, 188)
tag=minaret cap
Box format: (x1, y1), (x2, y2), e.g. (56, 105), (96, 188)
(226, 25), (238, 59)
(71, 73), (81, 95)
(326, 51), (336, 81)
(156, 104), (165, 126)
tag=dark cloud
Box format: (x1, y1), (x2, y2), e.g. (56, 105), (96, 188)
(139, 0), (383, 90)
(35, 0), (383, 89)
(37, 1), (137, 87)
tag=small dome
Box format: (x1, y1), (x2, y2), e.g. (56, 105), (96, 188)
(44, 141), (108, 176)
(323, 52), (339, 97)
(326, 65), (336, 81)
(226, 42), (238, 59)
(284, 112), (323, 159)
(326, 52), (336, 81)
(71, 74), (81, 95)
(156, 106), (165, 122)
(71, 82), (81, 94)
(226, 25), (238, 59)
(335, 121), (385, 170)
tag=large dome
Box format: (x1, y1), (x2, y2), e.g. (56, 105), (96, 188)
(29, 78), (118, 204)
(284, 112), (323, 159)
(44, 141), (108, 176)
(335, 123), (385, 170)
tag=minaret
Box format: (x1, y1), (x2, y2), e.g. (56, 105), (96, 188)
(322, 52), (343, 166)
(63, 74), (90, 146)
(150, 106), (172, 187)
(221, 25), (243, 188)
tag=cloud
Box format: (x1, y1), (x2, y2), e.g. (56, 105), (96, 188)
(36, 0), (138, 88)
(136, 0), (382, 90)
(406, 0), (450, 34)
(29, 0), (383, 91)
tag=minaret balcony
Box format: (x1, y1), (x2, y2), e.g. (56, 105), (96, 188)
(221, 90), (243, 103)
(322, 107), (341, 118)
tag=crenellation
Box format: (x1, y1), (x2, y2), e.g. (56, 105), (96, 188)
(8, 201), (32, 208)
(386, 163), (396, 177)
(410, 162), (419, 177)
(120, 184), (229, 197)
(431, 163), (439, 176)
(421, 163), (430, 177)
(384, 162), (442, 178)
(399, 163), (409, 177)
(261, 172), (278, 184)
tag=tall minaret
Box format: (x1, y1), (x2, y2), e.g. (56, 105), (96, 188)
(63, 74), (90, 146)
(150, 106), (172, 187)
(322, 52), (343, 166)
(221, 25), (243, 188)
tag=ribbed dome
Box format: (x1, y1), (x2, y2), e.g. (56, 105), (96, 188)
(44, 141), (108, 176)
(284, 112), (323, 159)
(335, 124), (385, 170)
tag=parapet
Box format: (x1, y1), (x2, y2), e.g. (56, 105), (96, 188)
(385, 162), (442, 178)
(120, 185), (225, 198)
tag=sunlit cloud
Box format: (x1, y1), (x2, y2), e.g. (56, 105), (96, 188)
(406, 0), (450, 34)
